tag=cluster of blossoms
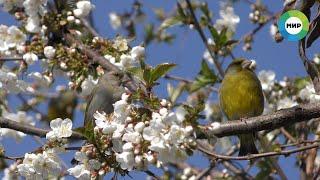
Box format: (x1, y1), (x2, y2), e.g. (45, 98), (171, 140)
(17, 149), (62, 179)
(0, 0), (46, 32)
(68, 150), (102, 179)
(248, 3), (268, 24)
(67, 94), (195, 178)
(0, 0), (23, 11)
(104, 38), (145, 70)
(23, 0), (48, 33)
(79, 39), (144, 96)
(0, 25), (26, 56)
(73, 0), (95, 18)
(257, 68), (320, 112)
(0, 67), (32, 93)
(201, 3), (239, 59)
(258, 70), (298, 110)
(16, 118), (73, 179)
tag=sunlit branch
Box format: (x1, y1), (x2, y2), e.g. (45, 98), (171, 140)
(203, 103), (320, 137)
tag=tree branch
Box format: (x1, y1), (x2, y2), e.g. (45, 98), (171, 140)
(0, 117), (85, 140)
(0, 57), (24, 61)
(298, 0), (320, 94)
(64, 33), (138, 92)
(64, 34), (120, 73)
(298, 40), (320, 94)
(205, 103), (320, 137)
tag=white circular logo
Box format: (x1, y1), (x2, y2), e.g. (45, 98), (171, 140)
(285, 17), (303, 35)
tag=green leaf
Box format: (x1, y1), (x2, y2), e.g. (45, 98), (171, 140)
(160, 16), (183, 30)
(144, 24), (155, 45)
(256, 158), (273, 180)
(176, 2), (186, 19)
(208, 25), (219, 42)
(189, 60), (217, 92)
(126, 67), (144, 82)
(200, 59), (216, 79)
(167, 83), (186, 104)
(143, 66), (153, 85)
(150, 63), (176, 83)
(200, 2), (211, 21)
(224, 40), (239, 46)
(294, 77), (310, 91)
(217, 28), (228, 46)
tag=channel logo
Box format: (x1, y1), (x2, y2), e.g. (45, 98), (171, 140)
(278, 10), (309, 41)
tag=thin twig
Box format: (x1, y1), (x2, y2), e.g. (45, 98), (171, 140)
(281, 139), (320, 148)
(194, 161), (215, 180)
(164, 74), (219, 92)
(0, 155), (23, 161)
(64, 34), (120, 73)
(144, 170), (160, 180)
(198, 141), (320, 161)
(183, 0), (225, 77)
(280, 127), (297, 143)
(81, 18), (100, 37)
(197, 141), (252, 179)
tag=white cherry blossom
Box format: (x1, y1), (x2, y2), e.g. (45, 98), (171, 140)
(73, 0), (94, 18)
(46, 118), (73, 140)
(23, 52), (38, 65)
(258, 70), (276, 91)
(109, 12), (122, 30)
(130, 46), (145, 60)
(43, 46), (56, 59)
(215, 5), (240, 32)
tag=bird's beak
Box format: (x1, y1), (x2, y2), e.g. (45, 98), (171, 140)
(241, 60), (256, 70)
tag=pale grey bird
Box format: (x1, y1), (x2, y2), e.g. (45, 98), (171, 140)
(84, 72), (124, 128)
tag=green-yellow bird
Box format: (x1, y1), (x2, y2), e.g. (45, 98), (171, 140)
(219, 58), (264, 156)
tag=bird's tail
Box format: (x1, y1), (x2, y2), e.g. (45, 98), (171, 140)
(238, 133), (258, 156)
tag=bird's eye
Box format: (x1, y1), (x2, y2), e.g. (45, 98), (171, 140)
(249, 60), (257, 70)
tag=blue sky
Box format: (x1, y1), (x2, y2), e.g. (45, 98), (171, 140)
(1, 0), (318, 179)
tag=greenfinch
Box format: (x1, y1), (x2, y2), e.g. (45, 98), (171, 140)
(47, 90), (78, 122)
(219, 58), (264, 156)
(84, 72), (124, 128)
